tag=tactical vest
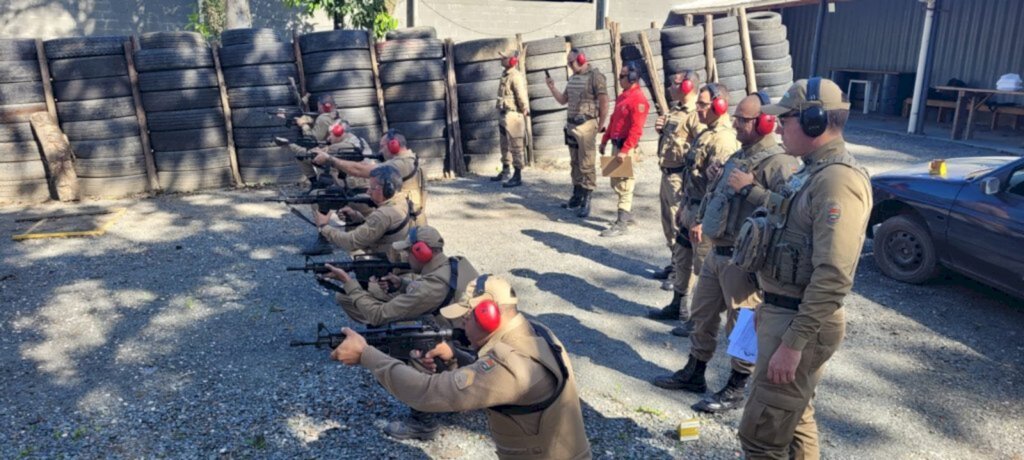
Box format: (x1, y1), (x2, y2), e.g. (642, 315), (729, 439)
(566, 69), (600, 121)
(700, 144), (784, 242)
(657, 109), (692, 168)
(497, 68), (523, 113)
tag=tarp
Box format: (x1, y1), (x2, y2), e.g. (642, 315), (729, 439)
(669, 0), (810, 14)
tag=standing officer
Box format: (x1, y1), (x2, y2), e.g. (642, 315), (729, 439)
(665, 83), (741, 336)
(597, 61), (649, 237)
(735, 78), (871, 458)
(491, 50), (530, 188)
(648, 71), (705, 305)
(653, 92), (799, 415)
(546, 48), (609, 218)
(331, 275), (592, 459)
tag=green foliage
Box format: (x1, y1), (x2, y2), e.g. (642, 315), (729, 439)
(282, 0), (398, 39)
(187, 0), (226, 41)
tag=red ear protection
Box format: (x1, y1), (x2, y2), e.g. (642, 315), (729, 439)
(572, 48), (587, 66)
(754, 91), (776, 136)
(321, 102), (333, 113)
(386, 129), (401, 154)
(708, 84), (728, 116)
(330, 123), (344, 138)
(471, 275), (501, 333)
(680, 70), (695, 95)
(408, 227), (433, 264)
(507, 50), (519, 68)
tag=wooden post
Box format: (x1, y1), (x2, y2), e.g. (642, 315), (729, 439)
(516, 33), (535, 166)
(564, 41), (573, 80)
(211, 41), (244, 186)
(738, 7), (758, 93)
(704, 14), (716, 82)
(368, 38), (389, 132)
(639, 34), (668, 115)
(34, 40), (57, 119)
(442, 38), (466, 176)
(30, 112), (78, 201)
(292, 30), (310, 112)
(124, 38), (160, 192)
(610, 21), (622, 97)
(685, 14), (694, 27)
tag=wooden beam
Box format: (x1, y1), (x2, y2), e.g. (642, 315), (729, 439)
(610, 21), (622, 97)
(639, 33), (668, 115)
(124, 38), (160, 193)
(738, 7), (758, 93)
(292, 30), (310, 112)
(34, 39), (57, 118)
(211, 40), (244, 186)
(516, 33), (535, 166)
(442, 38), (466, 176)
(685, 14), (694, 26)
(704, 15), (716, 82)
(368, 36), (389, 132)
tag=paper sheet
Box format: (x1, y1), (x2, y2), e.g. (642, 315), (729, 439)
(727, 308), (758, 363)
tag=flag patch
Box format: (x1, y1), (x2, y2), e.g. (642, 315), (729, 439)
(827, 205), (841, 225)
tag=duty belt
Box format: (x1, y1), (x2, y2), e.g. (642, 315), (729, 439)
(764, 292), (802, 311)
(661, 165), (685, 175)
(713, 245), (734, 257)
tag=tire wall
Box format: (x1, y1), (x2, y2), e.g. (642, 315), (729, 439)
(452, 37), (516, 175)
(0, 39), (50, 203)
(523, 36), (568, 165)
(619, 28), (662, 146)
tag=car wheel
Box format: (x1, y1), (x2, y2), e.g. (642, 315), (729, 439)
(874, 215), (941, 284)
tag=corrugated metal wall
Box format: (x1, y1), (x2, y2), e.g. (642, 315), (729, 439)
(783, 0), (1024, 92)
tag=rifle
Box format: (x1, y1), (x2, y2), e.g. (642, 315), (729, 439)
(264, 188), (377, 214)
(290, 321), (461, 370)
(291, 139), (386, 163)
(287, 256), (410, 279)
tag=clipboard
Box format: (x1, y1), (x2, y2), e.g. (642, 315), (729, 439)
(600, 155), (633, 178)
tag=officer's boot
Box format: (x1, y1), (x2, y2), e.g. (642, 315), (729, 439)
(561, 185), (582, 209)
(652, 354), (708, 393)
(384, 409), (440, 441)
(300, 233), (334, 256)
(652, 264), (674, 280)
(647, 291), (683, 321)
(623, 209), (637, 226)
(671, 319), (695, 337)
(692, 370), (751, 413)
(600, 209), (630, 237)
(502, 167), (523, 188)
(576, 189), (592, 218)
(490, 165), (511, 182)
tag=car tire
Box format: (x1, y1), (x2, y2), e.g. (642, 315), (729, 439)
(386, 27), (437, 40)
(49, 55), (127, 81)
(53, 76), (133, 100)
(524, 36), (566, 55)
(299, 30), (370, 53)
(873, 215), (941, 284)
(139, 69), (218, 92)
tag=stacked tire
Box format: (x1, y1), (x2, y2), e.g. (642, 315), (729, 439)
(136, 32), (231, 193)
(220, 28), (302, 185)
(710, 16), (748, 109)
(621, 28), (662, 148)
(376, 28), (447, 178)
(661, 25), (707, 85)
(746, 12), (793, 98)
(0, 39), (49, 203)
(301, 29), (382, 146)
(523, 36), (568, 164)
(45, 36), (149, 198)
(453, 37), (515, 174)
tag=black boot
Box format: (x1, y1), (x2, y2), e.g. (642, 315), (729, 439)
(383, 409), (439, 441)
(693, 370), (751, 413)
(647, 292), (683, 321)
(671, 319), (695, 337)
(652, 264), (674, 280)
(502, 168), (523, 187)
(576, 189), (592, 218)
(561, 185), (582, 209)
(491, 165), (511, 182)
(300, 233), (334, 256)
(623, 209), (637, 226)
(600, 210), (630, 237)
(652, 354), (707, 393)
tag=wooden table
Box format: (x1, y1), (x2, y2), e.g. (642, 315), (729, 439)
(935, 85), (1024, 140)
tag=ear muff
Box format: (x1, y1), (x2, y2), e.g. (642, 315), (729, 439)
(571, 48), (587, 66)
(623, 61), (640, 84)
(708, 84), (728, 116)
(330, 123), (345, 138)
(680, 70), (695, 95)
(408, 227), (434, 264)
(754, 91), (776, 136)
(371, 165), (398, 198)
(471, 275), (501, 333)
(799, 77), (828, 138)
(507, 50), (519, 68)
(386, 128), (401, 154)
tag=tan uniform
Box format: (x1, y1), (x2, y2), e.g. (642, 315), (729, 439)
(497, 66), (529, 169)
(672, 116), (740, 299)
(688, 135), (799, 374)
(319, 196), (411, 262)
(386, 151), (427, 225)
(657, 102), (704, 247)
(563, 67), (606, 191)
(297, 111), (341, 178)
(361, 313), (592, 460)
(289, 131), (374, 187)
(339, 255), (478, 327)
(738, 138), (871, 459)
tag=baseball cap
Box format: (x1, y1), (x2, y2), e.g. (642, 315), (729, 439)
(762, 78), (851, 116)
(440, 274), (518, 320)
(392, 225), (444, 251)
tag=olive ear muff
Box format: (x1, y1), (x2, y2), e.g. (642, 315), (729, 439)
(472, 275), (501, 333)
(680, 70), (695, 95)
(624, 61), (640, 83)
(386, 128), (401, 154)
(708, 84), (728, 116)
(408, 227), (433, 264)
(754, 91), (776, 136)
(799, 77), (828, 138)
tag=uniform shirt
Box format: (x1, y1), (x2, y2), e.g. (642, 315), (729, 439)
(305, 110), (342, 141)
(600, 83), (648, 152)
(682, 115), (741, 203)
(757, 138), (872, 350)
(565, 66), (607, 121)
(341, 255), (479, 327)
(657, 102), (703, 169)
(385, 151), (425, 217)
(319, 196), (410, 257)
(360, 313), (592, 460)
(497, 67), (529, 114)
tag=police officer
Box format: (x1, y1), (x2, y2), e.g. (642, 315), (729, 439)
(647, 71), (705, 296)
(492, 50), (530, 188)
(735, 78), (871, 458)
(331, 275), (592, 459)
(653, 92), (800, 414)
(597, 61), (649, 237)
(314, 130), (427, 225)
(546, 48), (608, 218)
(312, 165), (413, 262)
(663, 83), (741, 336)
(294, 94), (342, 181)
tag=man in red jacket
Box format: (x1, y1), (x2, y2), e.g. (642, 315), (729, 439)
(599, 61), (649, 237)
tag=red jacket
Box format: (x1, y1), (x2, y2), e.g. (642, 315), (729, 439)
(601, 83), (649, 152)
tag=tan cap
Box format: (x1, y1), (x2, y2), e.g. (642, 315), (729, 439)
(440, 274), (518, 320)
(392, 225), (444, 251)
(762, 78), (851, 116)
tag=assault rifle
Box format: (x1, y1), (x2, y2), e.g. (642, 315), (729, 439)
(285, 137), (385, 163)
(290, 321), (462, 370)
(264, 187), (377, 214)
(287, 256), (410, 279)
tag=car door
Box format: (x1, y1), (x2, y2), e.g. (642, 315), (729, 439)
(946, 159), (1024, 297)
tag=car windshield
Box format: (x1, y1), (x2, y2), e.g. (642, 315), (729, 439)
(964, 168), (995, 181)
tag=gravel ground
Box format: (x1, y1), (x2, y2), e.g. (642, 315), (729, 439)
(1, 125), (1023, 459)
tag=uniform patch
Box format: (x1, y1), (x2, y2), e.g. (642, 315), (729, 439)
(454, 369), (475, 390)
(638, 102), (648, 113)
(827, 205), (841, 225)
(479, 356), (497, 373)
(405, 281), (420, 294)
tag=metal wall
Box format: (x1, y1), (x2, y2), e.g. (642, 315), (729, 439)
(783, 0), (1024, 91)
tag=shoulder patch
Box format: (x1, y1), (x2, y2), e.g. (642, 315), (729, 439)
(479, 355), (498, 373)
(454, 369), (475, 390)
(638, 102), (648, 113)
(827, 205), (841, 225)
(405, 280), (420, 294)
